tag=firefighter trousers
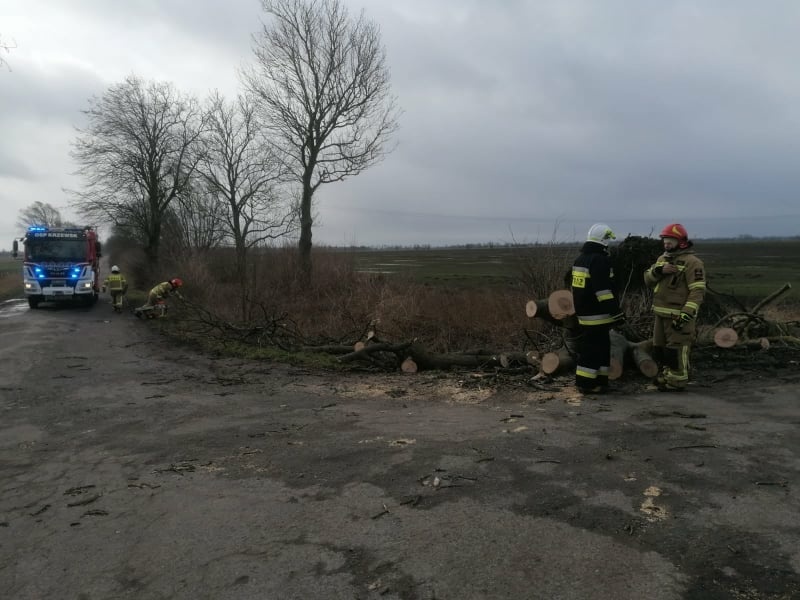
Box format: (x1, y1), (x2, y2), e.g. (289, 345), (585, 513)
(652, 315), (695, 389)
(575, 325), (611, 391)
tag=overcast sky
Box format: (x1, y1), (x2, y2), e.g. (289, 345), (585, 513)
(2, 0), (800, 249)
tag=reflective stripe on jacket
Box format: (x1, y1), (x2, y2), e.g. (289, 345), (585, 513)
(104, 273), (127, 292)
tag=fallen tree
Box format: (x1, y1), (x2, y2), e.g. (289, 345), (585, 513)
(160, 282), (798, 381)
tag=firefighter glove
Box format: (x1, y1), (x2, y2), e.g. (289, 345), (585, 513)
(653, 265), (664, 277)
(672, 312), (693, 331)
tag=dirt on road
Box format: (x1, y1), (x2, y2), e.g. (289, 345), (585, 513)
(1, 297), (799, 600)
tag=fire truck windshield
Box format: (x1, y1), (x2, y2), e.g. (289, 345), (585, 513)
(26, 239), (87, 262)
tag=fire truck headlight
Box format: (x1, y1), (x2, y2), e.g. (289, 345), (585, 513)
(25, 283), (33, 290)
(82, 282), (93, 289)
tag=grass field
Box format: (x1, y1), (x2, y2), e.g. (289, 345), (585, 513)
(2, 239), (798, 307)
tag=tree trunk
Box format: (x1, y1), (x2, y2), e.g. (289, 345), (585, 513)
(299, 173), (314, 276)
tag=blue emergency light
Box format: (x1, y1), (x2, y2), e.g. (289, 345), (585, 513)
(28, 226), (47, 232)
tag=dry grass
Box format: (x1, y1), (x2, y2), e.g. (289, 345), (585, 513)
(162, 246), (536, 353)
(0, 270), (19, 301)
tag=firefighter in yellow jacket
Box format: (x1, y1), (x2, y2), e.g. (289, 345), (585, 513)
(644, 224), (706, 391)
(102, 265), (128, 312)
(136, 278), (184, 318)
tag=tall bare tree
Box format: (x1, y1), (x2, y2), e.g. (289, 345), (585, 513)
(69, 75), (204, 265)
(16, 201), (68, 229)
(243, 0), (400, 274)
(197, 90), (295, 301)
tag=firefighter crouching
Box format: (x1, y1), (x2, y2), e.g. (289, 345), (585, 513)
(102, 265), (128, 312)
(135, 278), (184, 318)
(644, 224), (706, 391)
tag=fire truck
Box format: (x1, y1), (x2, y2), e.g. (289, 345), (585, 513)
(11, 225), (102, 308)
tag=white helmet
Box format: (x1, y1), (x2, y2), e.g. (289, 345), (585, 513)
(586, 223), (616, 247)
(111, 265), (120, 273)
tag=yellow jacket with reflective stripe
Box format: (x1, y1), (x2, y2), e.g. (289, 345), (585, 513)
(103, 273), (127, 292)
(644, 247), (706, 318)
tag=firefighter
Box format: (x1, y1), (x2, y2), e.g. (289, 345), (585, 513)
(644, 224), (706, 391)
(571, 223), (626, 394)
(136, 278), (184, 318)
(102, 265), (128, 312)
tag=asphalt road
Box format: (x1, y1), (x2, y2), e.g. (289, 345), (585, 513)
(1, 297), (799, 600)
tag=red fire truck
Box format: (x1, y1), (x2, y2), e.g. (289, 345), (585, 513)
(12, 226), (102, 308)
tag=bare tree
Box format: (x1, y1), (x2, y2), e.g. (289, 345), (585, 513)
(69, 75), (204, 265)
(16, 201), (68, 229)
(243, 0), (400, 275)
(197, 90), (295, 302)
(164, 189), (228, 254)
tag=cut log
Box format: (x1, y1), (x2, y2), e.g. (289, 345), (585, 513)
(354, 341), (366, 352)
(526, 298), (579, 330)
(630, 340), (659, 378)
(400, 357), (418, 373)
(547, 290), (575, 320)
(714, 328), (739, 348)
(608, 330), (628, 380)
(525, 299), (548, 318)
(541, 347), (574, 375)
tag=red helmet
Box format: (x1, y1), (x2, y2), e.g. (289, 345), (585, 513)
(170, 278), (183, 288)
(660, 223), (689, 247)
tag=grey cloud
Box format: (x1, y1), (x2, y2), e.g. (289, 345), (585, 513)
(0, 63), (105, 123)
(3, 0), (800, 247)
(0, 151), (35, 180)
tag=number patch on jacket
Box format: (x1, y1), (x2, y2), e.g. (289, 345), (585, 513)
(572, 272), (587, 288)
